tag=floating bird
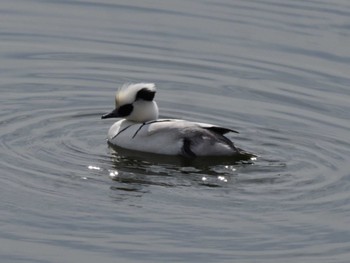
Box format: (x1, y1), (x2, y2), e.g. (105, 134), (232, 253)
(102, 83), (251, 158)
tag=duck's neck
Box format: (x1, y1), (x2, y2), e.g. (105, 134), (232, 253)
(128, 101), (159, 122)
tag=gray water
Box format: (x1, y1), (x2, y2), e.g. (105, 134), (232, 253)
(1, 0), (350, 262)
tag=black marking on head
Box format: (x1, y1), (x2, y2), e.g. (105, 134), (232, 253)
(136, 88), (155, 101)
(118, 104), (133, 117)
(182, 138), (196, 158)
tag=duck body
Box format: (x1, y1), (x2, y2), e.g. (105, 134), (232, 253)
(107, 118), (240, 157)
(102, 83), (250, 158)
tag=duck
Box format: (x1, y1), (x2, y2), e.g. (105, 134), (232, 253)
(101, 83), (251, 158)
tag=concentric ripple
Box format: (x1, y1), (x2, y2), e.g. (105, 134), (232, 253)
(1, 72), (349, 198)
(2, 38), (350, 262)
(1, 0), (350, 262)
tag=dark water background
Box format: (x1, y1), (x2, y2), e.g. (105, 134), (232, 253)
(1, 0), (350, 262)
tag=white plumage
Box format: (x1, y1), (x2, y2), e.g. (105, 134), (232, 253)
(102, 83), (251, 158)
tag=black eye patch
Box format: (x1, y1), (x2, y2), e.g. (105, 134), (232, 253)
(118, 104), (133, 117)
(136, 88), (155, 101)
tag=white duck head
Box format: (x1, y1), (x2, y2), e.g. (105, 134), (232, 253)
(101, 83), (159, 122)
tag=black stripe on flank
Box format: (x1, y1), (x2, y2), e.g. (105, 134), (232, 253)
(132, 123), (146, 138)
(182, 138), (196, 158)
(111, 124), (134, 139)
(145, 119), (172, 125)
(111, 120), (172, 140)
(131, 120), (172, 139)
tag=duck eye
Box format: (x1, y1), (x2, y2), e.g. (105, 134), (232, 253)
(118, 104), (133, 117)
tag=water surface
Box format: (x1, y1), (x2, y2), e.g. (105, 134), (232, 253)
(1, 0), (350, 262)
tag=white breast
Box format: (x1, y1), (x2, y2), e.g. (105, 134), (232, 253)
(107, 119), (185, 155)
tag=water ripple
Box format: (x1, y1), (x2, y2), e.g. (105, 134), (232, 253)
(1, 0), (350, 262)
